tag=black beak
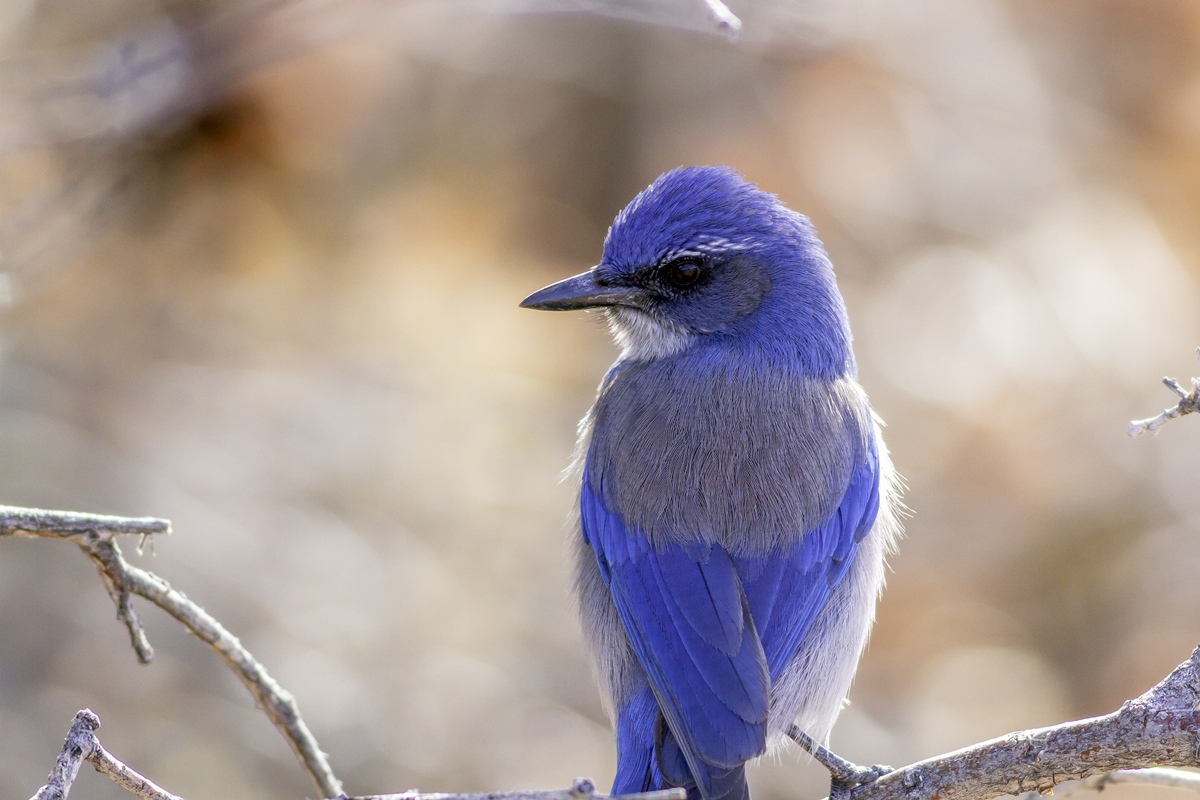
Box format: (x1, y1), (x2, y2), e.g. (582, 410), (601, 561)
(519, 269), (641, 311)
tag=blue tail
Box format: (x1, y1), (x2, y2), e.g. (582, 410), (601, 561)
(612, 687), (661, 794)
(613, 688), (750, 800)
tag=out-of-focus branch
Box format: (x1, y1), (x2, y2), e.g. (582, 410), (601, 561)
(1129, 349), (1200, 436)
(1076, 767), (1200, 793)
(806, 646), (1200, 800)
(28, 710), (181, 800)
(1, 505), (168, 660)
(700, 0), (741, 37)
(0, 506), (170, 538)
(1, 505), (343, 799)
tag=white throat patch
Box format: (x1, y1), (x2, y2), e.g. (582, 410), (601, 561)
(607, 307), (692, 361)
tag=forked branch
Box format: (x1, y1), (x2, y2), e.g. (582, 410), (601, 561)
(28, 710), (683, 800)
(29, 709), (181, 800)
(9, 507), (687, 800)
(1, 505), (342, 799)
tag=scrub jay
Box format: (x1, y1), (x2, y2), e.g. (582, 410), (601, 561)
(521, 166), (902, 800)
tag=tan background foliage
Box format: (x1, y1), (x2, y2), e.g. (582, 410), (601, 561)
(2, 2), (1200, 799)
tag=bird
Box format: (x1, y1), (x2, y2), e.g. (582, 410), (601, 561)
(520, 166), (902, 800)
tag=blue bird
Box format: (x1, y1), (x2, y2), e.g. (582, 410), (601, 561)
(520, 166), (902, 800)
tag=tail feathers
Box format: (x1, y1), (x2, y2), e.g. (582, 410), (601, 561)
(612, 745), (748, 800)
(613, 688), (664, 795)
(654, 713), (692, 788)
(701, 765), (750, 800)
(613, 690), (750, 800)
(656, 716), (749, 800)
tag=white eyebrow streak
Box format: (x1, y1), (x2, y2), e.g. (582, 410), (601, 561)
(661, 235), (762, 261)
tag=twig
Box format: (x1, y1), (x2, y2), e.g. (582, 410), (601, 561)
(347, 778), (688, 800)
(0, 506), (170, 538)
(16, 504), (1200, 800)
(1129, 349), (1200, 436)
(1076, 767), (1200, 794)
(699, 0), (741, 37)
(1, 505), (168, 661)
(1, 505), (343, 799)
(29, 710), (100, 800)
(29, 709), (183, 800)
(90, 741), (183, 800)
(30, 714), (681, 800)
(26, 709), (188, 800)
(826, 645), (1200, 800)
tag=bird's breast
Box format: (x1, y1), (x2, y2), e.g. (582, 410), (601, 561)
(584, 355), (873, 554)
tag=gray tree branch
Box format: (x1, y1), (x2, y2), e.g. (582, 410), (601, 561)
(10, 497), (1200, 800)
(349, 779), (686, 800)
(28, 710), (683, 800)
(699, 0), (741, 37)
(6, 505), (689, 800)
(1128, 349), (1200, 436)
(29, 709), (99, 800)
(28, 709), (181, 800)
(824, 646), (1200, 800)
(0, 505), (342, 799)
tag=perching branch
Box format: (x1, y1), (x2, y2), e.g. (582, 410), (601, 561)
(8, 505), (691, 800)
(13, 526), (1200, 800)
(1128, 349), (1200, 436)
(0, 505), (343, 799)
(29, 709), (683, 800)
(15, 343), (1200, 800)
(788, 727), (890, 799)
(347, 779), (686, 800)
(801, 645), (1200, 800)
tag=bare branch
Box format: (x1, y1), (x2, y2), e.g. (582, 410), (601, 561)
(348, 778), (688, 800)
(81, 539), (343, 797)
(89, 740), (183, 800)
(700, 0), (741, 38)
(830, 646), (1200, 800)
(29, 710), (100, 800)
(1129, 349), (1200, 436)
(1, 506), (343, 799)
(1077, 768), (1200, 794)
(16, 506), (1200, 800)
(28, 709), (191, 800)
(1, 505), (167, 660)
(0, 505), (169, 540)
(31, 713), (682, 800)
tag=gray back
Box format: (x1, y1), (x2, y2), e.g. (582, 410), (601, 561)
(584, 349), (873, 554)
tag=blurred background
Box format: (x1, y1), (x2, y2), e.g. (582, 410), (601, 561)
(2, 1), (1200, 799)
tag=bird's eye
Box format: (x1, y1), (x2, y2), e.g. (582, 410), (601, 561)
(663, 259), (703, 290)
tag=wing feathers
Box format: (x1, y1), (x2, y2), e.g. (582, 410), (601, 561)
(583, 433), (882, 798)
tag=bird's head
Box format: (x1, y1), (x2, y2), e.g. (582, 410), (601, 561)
(521, 166), (855, 377)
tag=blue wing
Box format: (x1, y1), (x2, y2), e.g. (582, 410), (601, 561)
(581, 473), (770, 775)
(737, 437), (881, 681)
(583, 435), (882, 797)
